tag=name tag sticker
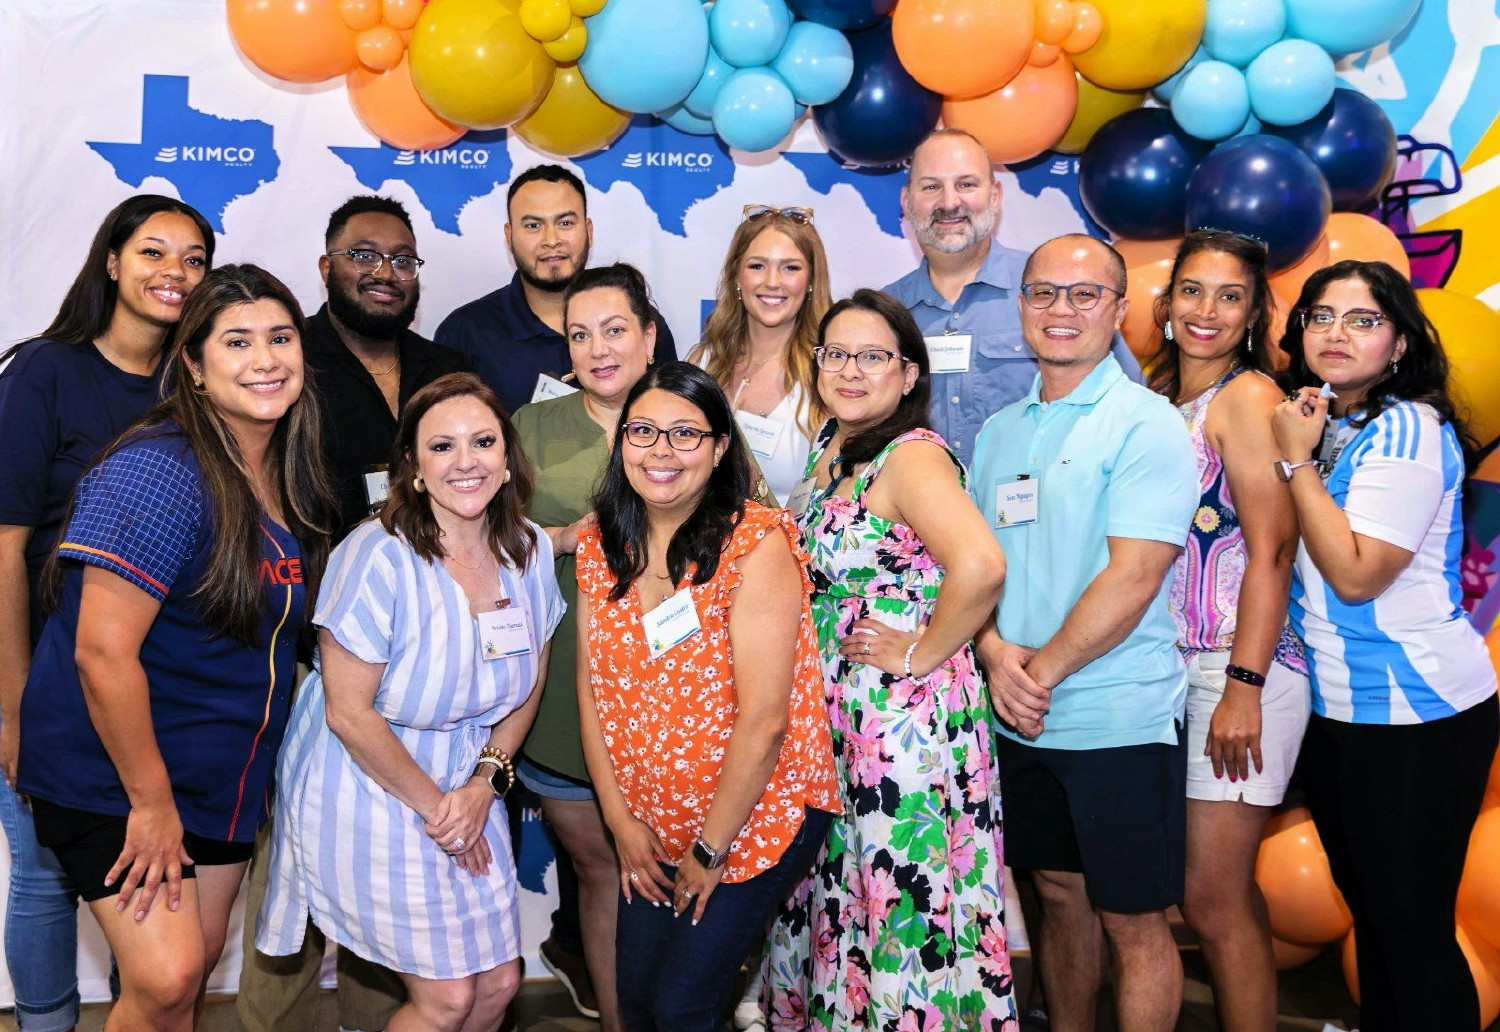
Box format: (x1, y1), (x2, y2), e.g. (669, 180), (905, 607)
(924, 333), (972, 375)
(736, 410), (786, 462)
(994, 475), (1039, 528)
(784, 475), (815, 517)
(478, 603), (532, 661)
(363, 467), (390, 506)
(642, 587), (701, 660)
(531, 373), (580, 404)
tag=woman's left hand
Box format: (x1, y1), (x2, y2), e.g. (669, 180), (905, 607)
(423, 779), (493, 858)
(1272, 388), (1329, 461)
(673, 851), (726, 925)
(837, 618), (920, 678)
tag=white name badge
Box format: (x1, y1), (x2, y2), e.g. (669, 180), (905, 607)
(924, 333), (973, 375)
(531, 373), (580, 404)
(642, 587), (701, 660)
(784, 475), (816, 517)
(363, 467), (390, 506)
(994, 476), (1039, 528)
(736, 409), (786, 462)
(478, 603), (532, 661)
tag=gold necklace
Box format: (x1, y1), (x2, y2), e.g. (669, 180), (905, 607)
(363, 353), (399, 376)
(445, 546), (493, 571)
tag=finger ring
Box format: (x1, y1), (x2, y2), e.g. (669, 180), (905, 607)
(629, 871), (640, 883)
(863, 642), (870, 655)
(452, 836), (465, 851)
(1286, 391), (1300, 402)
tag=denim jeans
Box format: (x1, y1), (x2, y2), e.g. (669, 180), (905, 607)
(0, 772), (81, 1032)
(616, 807), (832, 1032)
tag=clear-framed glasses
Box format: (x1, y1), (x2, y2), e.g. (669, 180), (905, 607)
(326, 249), (425, 281)
(1019, 282), (1122, 311)
(1191, 226), (1270, 251)
(1298, 307), (1390, 336)
(814, 345), (905, 374)
(622, 421), (717, 452)
(742, 204), (815, 225)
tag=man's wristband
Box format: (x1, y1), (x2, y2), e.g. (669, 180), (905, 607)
(1225, 664), (1266, 688)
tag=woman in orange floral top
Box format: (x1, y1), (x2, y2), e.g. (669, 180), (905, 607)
(575, 361), (839, 1031)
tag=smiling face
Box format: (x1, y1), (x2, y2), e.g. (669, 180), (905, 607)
(816, 308), (919, 434)
(413, 394), (508, 529)
(736, 227), (811, 332)
(566, 286), (656, 408)
(1302, 276), (1406, 405)
(321, 211), (420, 340)
(191, 298), (304, 441)
(621, 388), (727, 522)
(1168, 249), (1252, 363)
(506, 179), (593, 293)
(902, 134), (1000, 257)
(1020, 238), (1126, 373)
(108, 211), (209, 329)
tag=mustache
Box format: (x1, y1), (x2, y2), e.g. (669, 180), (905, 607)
(927, 207), (971, 225)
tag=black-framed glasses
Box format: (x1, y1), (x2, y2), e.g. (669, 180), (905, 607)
(742, 204), (814, 225)
(814, 345), (905, 373)
(1298, 307), (1390, 336)
(326, 249), (425, 281)
(622, 421), (717, 452)
(1019, 281), (1121, 311)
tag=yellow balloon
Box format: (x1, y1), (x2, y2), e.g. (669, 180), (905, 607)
(514, 63), (630, 157)
(1072, 0), (1205, 91)
(1055, 73), (1144, 154)
(569, 0), (607, 15)
(520, 0), (572, 41)
(409, 0), (555, 130)
(543, 18), (588, 62)
(1416, 288), (1500, 449)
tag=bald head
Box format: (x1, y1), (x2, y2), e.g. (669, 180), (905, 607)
(1023, 234), (1127, 295)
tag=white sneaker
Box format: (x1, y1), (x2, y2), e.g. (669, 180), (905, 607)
(734, 961), (767, 1030)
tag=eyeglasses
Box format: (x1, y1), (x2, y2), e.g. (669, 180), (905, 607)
(814, 345), (906, 374)
(622, 421), (717, 452)
(1192, 226), (1270, 251)
(1298, 307), (1390, 336)
(742, 204), (815, 225)
(326, 249), (425, 281)
(1019, 282), (1122, 311)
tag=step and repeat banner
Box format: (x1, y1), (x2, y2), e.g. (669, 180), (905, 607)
(0, 0), (1495, 1005)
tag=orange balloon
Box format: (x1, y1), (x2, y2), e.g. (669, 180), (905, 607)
(1323, 212), (1411, 278)
(1029, 40), (1063, 67)
(1114, 237), (1181, 268)
(347, 54), (466, 150)
(941, 56), (1078, 166)
(1062, 1), (1104, 53)
(228, 0), (360, 83)
(383, 0), (425, 29)
(1121, 256), (1173, 364)
(1035, 0), (1073, 45)
(1271, 936), (1324, 971)
(1255, 806), (1353, 947)
(1269, 233), (1332, 307)
(893, 0), (1036, 99)
(338, 0), (382, 30)
(1458, 809), (1500, 953)
(1268, 287), (1296, 367)
(357, 24), (405, 71)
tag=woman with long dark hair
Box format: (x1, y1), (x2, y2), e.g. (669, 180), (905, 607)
(0, 194), (211, 1032)
(1272, 259), (1498, 1031)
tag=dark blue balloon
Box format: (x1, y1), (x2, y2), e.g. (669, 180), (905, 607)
(1079, 108), (1214, 240)
(812, 20), (941, 169)
(1265, 87), (1397, 211)
(788, 0), (896, 31)
(1185, 135), (1331, 273)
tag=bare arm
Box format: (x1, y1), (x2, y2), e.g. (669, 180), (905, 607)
(0, 525), (32, 786)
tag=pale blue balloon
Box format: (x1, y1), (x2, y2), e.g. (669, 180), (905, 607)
(770, 21), (854, 106)
(711, 67), (798, 151)
(1203, 0), (1286, 68)
(684, 47), (735, 118)
(1246, 38), (1336, 126)
(1151, 46), (1207, 103)
(1284, 0), (1420, 56)
(661, 103), (718, 136)
(710, 0), (794, 68)
(1232, 113), (1265, 139)
(1171, 60), (1251, 141)
(580, 0), (710, 114)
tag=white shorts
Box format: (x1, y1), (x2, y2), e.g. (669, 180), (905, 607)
(1184, 650), (1311, 806)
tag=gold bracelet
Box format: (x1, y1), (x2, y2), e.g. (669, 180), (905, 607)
(475, 746), (516, 797)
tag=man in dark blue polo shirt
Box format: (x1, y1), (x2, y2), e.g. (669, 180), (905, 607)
(435, 164), (677, 416)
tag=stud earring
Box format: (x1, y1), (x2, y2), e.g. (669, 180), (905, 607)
(413, 475), (426, 493)
(1163, 320), (1174, 342)
(503, 470), (511, 484)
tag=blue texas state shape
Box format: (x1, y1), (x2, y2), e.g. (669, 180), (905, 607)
(88, 75), (279, 234)
(572, 117), (734, 237)
(330, 130), (513, 235)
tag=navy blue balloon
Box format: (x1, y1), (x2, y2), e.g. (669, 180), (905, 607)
(788, 0), (896, 31)
(812, 20), (940, 169)
(1079, 108), (1214, 241)
(1185, 135), (1331, 273)
(1266, 87), (1397, 211)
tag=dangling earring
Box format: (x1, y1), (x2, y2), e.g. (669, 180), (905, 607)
(735, 285), (742, 301)
(1390, 359), (1399, 375)
(1163, 320), (1174, 342)
(413, 475), (425, 493)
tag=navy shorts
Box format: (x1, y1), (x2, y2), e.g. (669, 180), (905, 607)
(995, 725), (1187, 914)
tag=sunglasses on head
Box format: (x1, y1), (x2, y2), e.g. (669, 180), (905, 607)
(742, 204), (814, 225)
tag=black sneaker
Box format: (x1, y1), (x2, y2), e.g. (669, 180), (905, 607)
(540, 937), (600, 1019)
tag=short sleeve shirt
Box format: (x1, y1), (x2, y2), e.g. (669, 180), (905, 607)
(18, 428), (306, 842)
(969, 355), (1199, 750)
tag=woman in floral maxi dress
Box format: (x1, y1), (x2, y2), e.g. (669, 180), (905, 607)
(762, 290), (1019, 1031)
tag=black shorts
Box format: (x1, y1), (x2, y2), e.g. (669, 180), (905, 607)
(996, 726), (1187, 914)
(31, 799), (255, 903)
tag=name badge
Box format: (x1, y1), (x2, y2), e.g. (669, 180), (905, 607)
(736, 409), (786, 462)
(784, 475), (816, 517)
(363, 465), (390, 506)
(532, 373), (580, 404)
(642, 587), (701, 660)
(924, 333), (972, 375)
(478, 601), (531, 661)
(994, 475), (1039, 528)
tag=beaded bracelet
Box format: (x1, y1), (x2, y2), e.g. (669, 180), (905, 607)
(903, 641), (921, 680)
(474, 746), (516, 797)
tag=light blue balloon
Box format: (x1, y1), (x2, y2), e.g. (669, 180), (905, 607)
(1246, 38), (1336, 126)
(661, 103), (718, 136)
(580, 0), (710, 114)
(1232, 113), (1265, 139)
(684, 47), (735, 118)
(770, 21), (854, 106)
(1203, 0), (1286, 68)
(1284, 0), (1420, 57)
(1171, 60), (1251, 141)
(711, 67), (798, 152)
(710, 0), (794, 68)
(1151, 46), (1208, 103)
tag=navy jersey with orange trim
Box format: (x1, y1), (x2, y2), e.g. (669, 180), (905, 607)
(18, 425), (305, 843)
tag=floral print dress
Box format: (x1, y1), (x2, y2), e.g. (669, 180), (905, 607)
(762, 425), (1019, 1031)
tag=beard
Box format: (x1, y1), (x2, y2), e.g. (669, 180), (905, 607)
(909, 203), (997, 255)
(327, 275), (420, 340)
(513, 239), (591, 294)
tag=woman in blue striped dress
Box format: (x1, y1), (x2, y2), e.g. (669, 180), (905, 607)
(258, 373), (565, 1031)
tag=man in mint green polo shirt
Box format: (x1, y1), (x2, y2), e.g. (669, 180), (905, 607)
(970, 234), (1198, 1032)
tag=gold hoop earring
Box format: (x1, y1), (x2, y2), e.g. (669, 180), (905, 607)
(413, 475), (425, 493)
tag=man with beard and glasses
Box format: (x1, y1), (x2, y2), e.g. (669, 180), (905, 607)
(885, 129), (1142, 464)
(237, 195), (468, 1032)
(436, 164), (677, 416)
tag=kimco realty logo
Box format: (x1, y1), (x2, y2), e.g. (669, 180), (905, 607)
(393, 148), (492, 169)
(621, 151), (715, 171)
(155, 145), (257, 166)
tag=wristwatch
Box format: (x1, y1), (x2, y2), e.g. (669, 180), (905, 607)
(691, 836), (729, 870)
(472, 747), (515, 798)
(1274, 458), (1318, 482)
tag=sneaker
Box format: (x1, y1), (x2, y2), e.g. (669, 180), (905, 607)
(734, 962), (766, 1031)
(540, 937), (600, 1019)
